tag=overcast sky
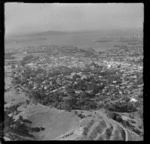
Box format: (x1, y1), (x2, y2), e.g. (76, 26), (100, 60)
(5, 3), (144, 35)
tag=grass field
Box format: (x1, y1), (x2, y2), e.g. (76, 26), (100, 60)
(24, 108), (80, 140)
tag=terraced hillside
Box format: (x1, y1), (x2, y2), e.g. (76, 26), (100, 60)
(54, 110), (142, 141)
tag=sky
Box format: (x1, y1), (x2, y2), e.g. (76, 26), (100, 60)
(5, 3), (144, 35)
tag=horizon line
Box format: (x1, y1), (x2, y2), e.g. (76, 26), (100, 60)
(5, 27), (143, 37)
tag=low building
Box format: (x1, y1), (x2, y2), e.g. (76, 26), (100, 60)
(27, 63), (35, 66)
(130, 97), (137, 102)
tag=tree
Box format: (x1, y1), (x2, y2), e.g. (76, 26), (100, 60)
(22, 55), (34, 62)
